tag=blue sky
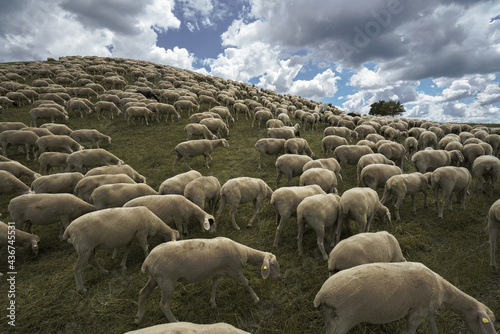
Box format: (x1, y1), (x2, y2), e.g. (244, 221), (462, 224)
(1, 0), (500, 123)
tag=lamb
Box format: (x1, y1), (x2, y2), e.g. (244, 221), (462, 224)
(313, 262), (496, 334)
(84, 164), (146, 183)
(134, 237), (280, 323)
(215, 177), (273, 231)
(252, 109), (273, 128)
(199, 118), (229, 138)
(327, 231), (405, 274)
(299, 168), (338, 194)
(411, 149), (464, 173)
(255, 138), (286, 169)
(125, 106), (155, 125)
(267, 127), (299, 140)
(297, 193), (341, 260)
(431, 166), (472, 219)
(70, 129), (111, 149)
(123, 194), (215, 237)
(35, 135), (83, 158)
(173, 139), (229, 171)
(334, 145), (374, 174)
(30, 172), (84, 193)
(275, 154), (313, 187)
(0, 170), (30, 195)
(472, 155), (500, 194)
(322, 135), (348, 158)
(0, 161), (41, 180)
(335, 187), (391, 244)
(63, 206), (179, 292)
(0, 221), (40, 254)
(284, 138), (314, 157)
(158, 170), (202, 195)
(90, 183), (157, 209)
(94, 101), (121, 120)
(183, 176), (221, 215)
(8, 193), (95, 239)
(302, 158), (342, 183)
(184, 123), (217, 140)
(29, 107), (69, 127)
(74, 174), (136, 203)
(38, 152), (69, 174)
(124, 322), (250, 334)
(66, 148), (124, 173)
(270, 184), (326, 247)
(380, 172), (432, 221)
(360, 164), (402, 190)
(0, 129), (39, 160)
(356, 153), (394, 186)
(39, 123), (73, 136)
(487, 199), (500, 269)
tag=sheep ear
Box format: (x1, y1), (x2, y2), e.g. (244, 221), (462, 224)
(456, 151), (464, 162)
(261, 258), (270, 279)
(203, 217), (214, 231)
(475, 310), (496, 334)
(386, 209), (392, 222)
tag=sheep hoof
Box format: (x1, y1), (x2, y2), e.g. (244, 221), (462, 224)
(246, 222), (253, 228)
(77, 287), (87, 294)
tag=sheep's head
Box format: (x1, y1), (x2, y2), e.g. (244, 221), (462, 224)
(31, 235), (40, 254)
(202, 215), (215, 231)
(261, 253), (280, 280)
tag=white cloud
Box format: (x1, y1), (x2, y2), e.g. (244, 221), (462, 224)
(288, 69), (341, 101)
(476, 84), (500, 105)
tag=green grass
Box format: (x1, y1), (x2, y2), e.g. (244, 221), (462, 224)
(0, 58), (499, 334)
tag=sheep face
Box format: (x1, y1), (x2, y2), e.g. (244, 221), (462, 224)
(32, 236), (40, 254)
(262, 254), (280, 280)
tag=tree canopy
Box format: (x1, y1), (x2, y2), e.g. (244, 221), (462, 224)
(369, 100), (406, 117)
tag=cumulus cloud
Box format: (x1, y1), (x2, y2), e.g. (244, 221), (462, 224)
(288, 69), (341, 101)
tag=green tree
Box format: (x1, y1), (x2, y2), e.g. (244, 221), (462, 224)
(369, 100), (406, 117)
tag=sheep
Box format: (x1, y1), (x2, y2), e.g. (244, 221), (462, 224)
(267, 127), (298, 140)
(323, 126), (358, 142)
(74, 173), (136, 203)
(39, 123), (73, 136)
(38, 152), (69, 174)
(0, 170), (30, 195)
(322, 135), (348, 158)
(334, 145), (374, 175)
(284, 138), (314, 157)
(158, 170), (202, 195)
(66, 99), (91, 118)
(313, 261), (496, 334)
(183, 176), (221, 215)
(380, 172), (432, 221)
(35, 135), (83, 158)
(124, 322), (251, 334)
(0, 121), (27, 133)
(66, 148), (124, 173)
(70, 129), (111, 149)
(299, 168), (338, 194)
(173, 139), (229, 171)
(0, 221), (40, 254)
(90, 183), (157, 209)
(0, 129), (39, 160)
(8, 193), (95, 239)
(125, 106), (155, 125)
(0, 161), (41, 181)
(153, 103), (180, 122)
(302, 158), (342, 183)
(199, 95), (220, 109)
(184, 123), (217, 140)
(124, 194), (215, 237)
(278, 112), (292, 126)
(463, 143), (486, 169)
(335, 187), (391, 244)
(199, 118), (229, 138)
(411, 149), (464, 173)
(84, 164), (146, 183)
(431, 166), (472, 219)
(252, 109), (273, 128)
(215, 177), (273, 231)
(418, 130), (438, 150)
(20, 126), (53, 137)
(404, 136), (418, 157)
(270, 185), (326, 247)
(472, 155), (500, 194)
(29, 107), (69, 127)
(485, 134), (500, 156)
(189, 112), (220, 123)
(377, 141), (406, 171)
(255, 138), (286, 169)
(487, 199), (500, 269)
(94, 101), (121, 120)
(174, 100), (199, 116)
(30, 172), (84, 193)
(63, 206), (179, 292)
(275, 154), (313, 187)
(360, 163), (402, 190)
(209, 106), (234, 125)
(356, 153), (394, 186)
(327, 231), (405, 274)
(297, 193), (341, 260)
(233, 102), (251, 120)
(134, 236), (280, 324)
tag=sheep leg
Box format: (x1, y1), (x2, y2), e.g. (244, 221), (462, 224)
(204, 153), (212, 169)
(229, 202), (241, 230)
(276, 170), (282, 188)
(119, 242), (133, 271)
(135, 275), (158, 324)
(88, 249), (109, 274)
(297, 219), (305, 256)
(74, 250), (91, 293)
(323, 307), (352, 334)
(489, 226), (498, 269)
(410, 194), (417, 215)
(210, 278), (219, 307)
(247, 198), (261, 227)
(172, 154), (182, 171)
(316, 227), (328, 261)
(406, 309), (433, 334)
(231, 273), (260, 304)
(273, 215), (290, 248)
(158, 281), (178, 322)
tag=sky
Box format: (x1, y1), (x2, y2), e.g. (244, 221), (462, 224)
(1, 0), (500, 124)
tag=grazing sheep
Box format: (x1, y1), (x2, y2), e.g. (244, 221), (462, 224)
(124, 195), (215, 237)
(334, 145), (374, 174)
(184, 123), (217, 140)
(74, 174), (136, 203)
(0, 161), (41, 180)
(0, 130), (39, 160)
(125, 106), (155, 125)
(215, 177), (273, 231)
(189, 112), (220, 123)
(252, 109), (273, 128)
(66, 99), (91, 118)
(356, 153), (394, 186)
(404, 136), (418, 158)
(472, 155), (500, 194)
(323, 126), (357, 142)
(487, 199), (500, 269)
(30, 172), (84, 194)
(38, 152), (69, 174)
(90, 183), (157, 209)
(124, 322), (251, 334)
(199, 118), (229, 138)
(8, 193), (95, 239)
(153, 103), (181, 122)
(380, 172), (432, 221)
(299, 168), (338, 194)
(255, 138), (286, 169)
(431, 166), (472, 219)
(463, 143), (486, 169)
(66, 148), (124, 173)
(418, 130), (438, 150)
(267, 127), (299, 140)
(327, 231), (405, 274)
(0, 221), (40, 254)
(270, 185), (326, 247)
(84, 164), (146, 183)
(360, 164), (402, 190)
(297, 193), (341, 260)
(39, 123), (73, 136)
(135, 237), (280, 323)
(411, 149), (464, 173)
(174, 100), (199, 116)
(266, 119), (284, 129)
(0, 170), (30, 195)
(63, 207), (179, 292)
(35, 135), (83, 158)
(322, 135), (348, 158)
(0, 121), (28, 133)
(275, 154), (313, 187)
(158, 170), (202, 195)
(183, 176), (221, 215)
(302, 158), (342, 183)
(94, 101), (121, 120)
(336, 187), (391, 244)
(314, 262), (496, 334)
(284, 138), (314, 157)
(173, 139), (229, 171)
(70, 129), (111, 149)
(29, 107), (69, 127)
(209, 106), (234, 125)
(233, 102), (251, 120)
(377, 142), (406, 171)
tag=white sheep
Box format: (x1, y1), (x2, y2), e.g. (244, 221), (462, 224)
(356, 153), (394, 186)
(275, 154), (313, 187)
(153, 102), (181, 122)
(255, 138), (286, 169)
(321, 135), (348, 158)
(472, 155), (500, 194)
(314, 262), (496, 334)
(334, 145), (374, 175)
(38, 152), (69, 174)
(29, 107), (69, 127)
(487, 199), (500, 269)
(299, 168), (338, 194)
(94, 101), (121, 120)
(0, 129), (39, 160)
(270, 185), (326, 247)
(327, 231), (405, 274)
(411, 149), (464, 173)
(267, 127), (299, 140)
(183, 175), (221, 215)
(158, 170), (202, 195)
(173, 139), (229, 171)
(66, 148), (124, 173)
(184, 123), (217, 140)
(63, 206), (179, 292)
(134, 237), (280, 323)
(296, 193), (341, 260)
(431, 166), (472, 219)
(0, 220), (40, 254)
(124, 322), (250, 334)
(302, 158), (342, 183)
(404, 136), (419, 157)
(360, 163), (402, 190)
(84, 164), (146, 183)
(377, 141), (406, 171)
(39, 123), (73, 136)
(90, 183), (157, 209)
(125, 106), (155, 125)
(252, 109), (273, 128)
(0, 170), (31, 195)
(124, 194), (215, 237)
(200, 118), (229, 138)
(35, 135), (83, 159)
(284, 137), (314, 157)
(215, 177), (273, 231)
(70, 129), (111, 149)
(30, 172), (84, 194)
(0, 161), (41, 181)
(74, 173), (136, 203)
(174, 100), (199, 116)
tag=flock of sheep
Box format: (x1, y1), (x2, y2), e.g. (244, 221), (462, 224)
(0, 55), (499, 333)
